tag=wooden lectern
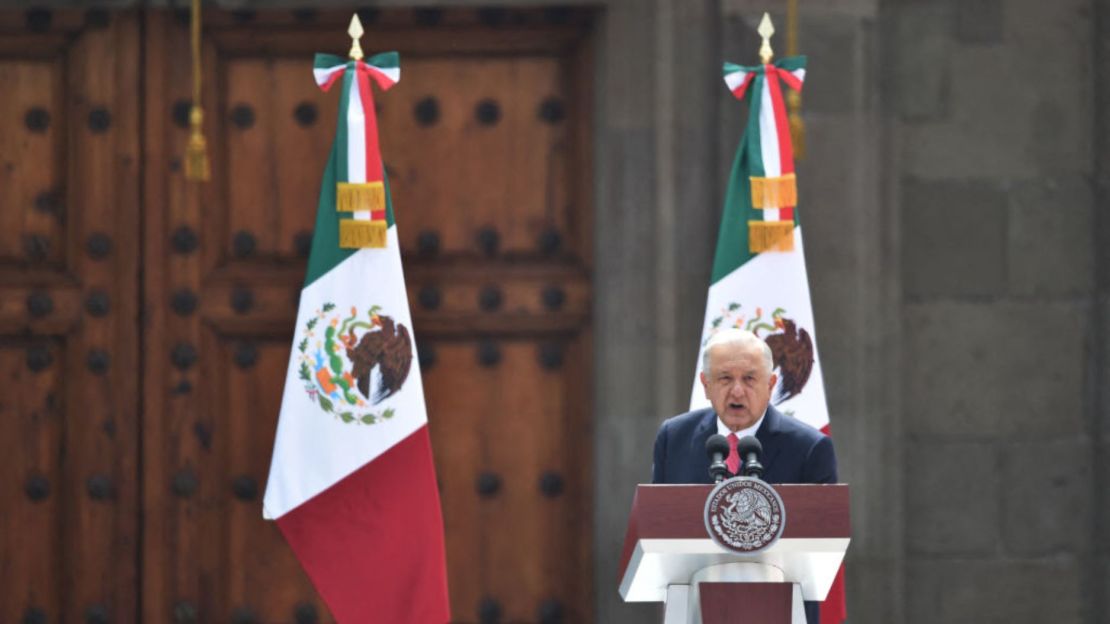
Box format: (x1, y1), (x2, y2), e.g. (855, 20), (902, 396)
(618, 484), (850, 624)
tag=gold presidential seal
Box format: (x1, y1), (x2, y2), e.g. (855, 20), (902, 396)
(703, 477), (786, 553)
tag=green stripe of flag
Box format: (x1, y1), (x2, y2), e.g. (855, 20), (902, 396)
(745, 74), (766, 179)
(710, 147), (751, 284)
(314, 53), (345, 70)
(777, 55), (805, 72)
(335, 62), (352, 184)
(367, 51), (399, 71)
(304, 146), (351, 287)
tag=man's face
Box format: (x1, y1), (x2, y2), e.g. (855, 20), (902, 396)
(700, 341), (777, 432)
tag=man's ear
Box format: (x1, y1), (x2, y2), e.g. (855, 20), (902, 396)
(700, 370), (710, 397)
(768, 372), (778, 392)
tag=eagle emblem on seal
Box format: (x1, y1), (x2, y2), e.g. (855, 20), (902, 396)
(703, 477), (786, 553)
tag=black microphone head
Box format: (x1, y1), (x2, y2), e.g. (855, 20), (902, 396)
(736, 435), (762, 458)
(705, 434), (730, 458)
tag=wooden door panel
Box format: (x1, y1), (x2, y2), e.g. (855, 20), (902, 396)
(0, 344), (64, 622)
(218, 340), (318, 622)
(0, 10), (140, 624)
(0, 61), (64, 267)
(421, 336), (591, 622)
(1, 7), (595, 624)
(143, 8), (594, 624)
(143, 12), (326, 623)
(223, 58), (333, 260)
(383, 55), (572, 257)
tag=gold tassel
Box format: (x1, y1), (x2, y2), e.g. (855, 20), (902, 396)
(786, 0), (804, 160)
(787, 91), (804, 161)
(339, 220), (387, 248)
(336, 182), (385, 212)
(185, 106), (210, 181)
(184, 0), (208, 181)
(749, 174), (797, 208)
(749, 221), (795, 253)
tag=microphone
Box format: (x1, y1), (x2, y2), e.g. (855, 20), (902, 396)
(737, 435), (764, 479)
(705, 434), (731, 483)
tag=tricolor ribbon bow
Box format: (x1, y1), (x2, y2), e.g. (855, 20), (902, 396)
(724, 57), (806, 252)
(314, 52), (400, 248)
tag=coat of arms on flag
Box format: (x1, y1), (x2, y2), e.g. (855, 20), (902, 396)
(263, 15), (450, 624)
(296, 303), (412, 424)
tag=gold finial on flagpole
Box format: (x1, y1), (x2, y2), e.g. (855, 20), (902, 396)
(348, 14), (365, 61)
(758, 12), (775, 64)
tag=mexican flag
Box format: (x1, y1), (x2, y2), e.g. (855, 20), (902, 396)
(688, 57), (846, 623)
(263, 52), (450, 624)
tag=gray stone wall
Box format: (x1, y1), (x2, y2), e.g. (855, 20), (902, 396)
(885, 0), (1102, 622)
(1097, 0), (1110, 621)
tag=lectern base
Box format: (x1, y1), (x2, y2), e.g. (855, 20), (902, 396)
(663, 563), (806, 624)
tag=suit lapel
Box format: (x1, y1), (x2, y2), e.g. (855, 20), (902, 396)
(755, 406), (783, 470)
(693, 409), (717, 451)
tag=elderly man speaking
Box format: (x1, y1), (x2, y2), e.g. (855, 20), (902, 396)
(651, 329), (838, 624)
(651, 328), (837, 488)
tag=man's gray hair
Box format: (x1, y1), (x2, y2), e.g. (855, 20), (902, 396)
(701, 329), (774, 375)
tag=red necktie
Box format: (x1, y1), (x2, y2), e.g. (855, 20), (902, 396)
(726, 433), (740, 475)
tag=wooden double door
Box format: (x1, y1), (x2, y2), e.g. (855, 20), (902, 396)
(0, 8), (593, 623)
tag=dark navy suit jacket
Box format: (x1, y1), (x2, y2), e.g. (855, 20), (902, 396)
(652, 405), (837, 485)
(650, 405), (838, 624)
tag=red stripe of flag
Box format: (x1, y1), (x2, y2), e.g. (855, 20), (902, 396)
(355, 63), (385, 185)
(320, 68), (346, 93)
(821, 565), (848, 624)
(365, 65), (397, 91)
(732, 73), (756, 101)
(764, 65), (795, 175)
(778, 69), (804, 93)
(764, 66), (797, 223)
(275, 427), (450, 623)
(817, 427), (847, 623)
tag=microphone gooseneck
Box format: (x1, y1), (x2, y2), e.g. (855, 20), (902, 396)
(736, 435), (764, 478)
(705, 434), (731, 483)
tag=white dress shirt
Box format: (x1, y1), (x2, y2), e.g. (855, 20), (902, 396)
(716, 409), (767, 439)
